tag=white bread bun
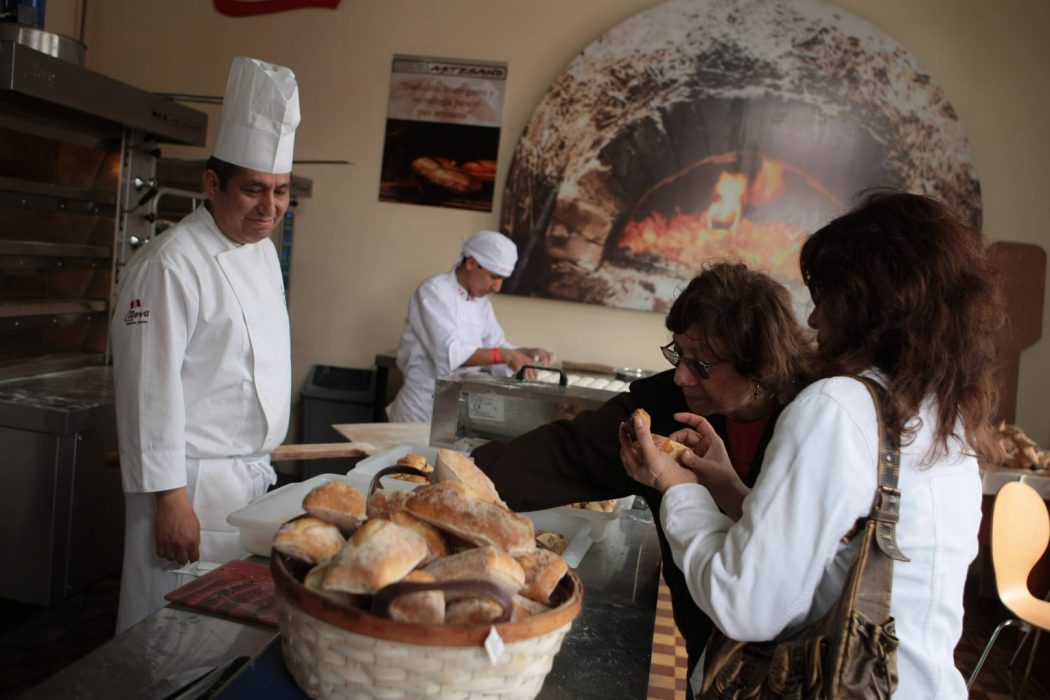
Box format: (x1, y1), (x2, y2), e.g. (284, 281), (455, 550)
(322, 519), (429, 595)
(387, 570), (445, 624)
(423, 546), (526, 596)
(302, 480), (366, 536)
(515, 548), (569, 604)
(432, 449), (505, 504)
(406, 482), (536, 555)
(271, 516), (345, 564)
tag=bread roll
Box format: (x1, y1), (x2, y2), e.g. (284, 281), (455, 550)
(322, 519), (429, 595)
(366, 488), (412, 520)
(397, 454), (433, 473)
(423, 546), (525, 595)
(389, 510), (449, 565)
(387, 571), (445, 624)
(302, 480), (366, 536)
(627, 408), (690, 462)
(303, 562), (366, 607)
(445, 597), (504, 625)
(406, 482), (536, 555)
(515, 549), (569, 604)
(432, 449), (505, 504)
(512, 593), (551, 621)
(535, 530), (568, 555)
(272, 516), (345, 564)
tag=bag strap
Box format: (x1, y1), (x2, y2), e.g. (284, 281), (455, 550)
(854, 375), (910, 563)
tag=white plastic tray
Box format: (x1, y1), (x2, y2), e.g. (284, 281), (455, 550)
(355, 444), (635, 541)
(227, 469), (594, 566)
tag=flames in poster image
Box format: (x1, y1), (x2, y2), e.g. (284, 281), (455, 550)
(616, 153), (841, 283)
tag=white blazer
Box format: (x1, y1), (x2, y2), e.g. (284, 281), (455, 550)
(111, 205), (290, 631)
(387, 269), (512, 423)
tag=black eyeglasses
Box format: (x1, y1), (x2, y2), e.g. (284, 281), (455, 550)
(659, 341), (721, 379)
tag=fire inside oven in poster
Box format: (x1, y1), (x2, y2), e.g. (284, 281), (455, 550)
(379, 54), (507, 212)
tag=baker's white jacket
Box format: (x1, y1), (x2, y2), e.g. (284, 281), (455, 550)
(111, 205), (290, 632)
(387, 269), (512, 423)
(662, 373), (980, 699)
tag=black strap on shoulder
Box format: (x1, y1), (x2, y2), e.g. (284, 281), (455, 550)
(855, 375), (910, 562)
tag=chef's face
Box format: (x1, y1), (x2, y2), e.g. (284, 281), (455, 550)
(671, 326), (756, 420)
(463, 257), (506, 298)
(205, 168), (291, 245)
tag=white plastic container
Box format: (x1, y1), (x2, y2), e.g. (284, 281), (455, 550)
(356, 444), (635, 542)
(227, 469), (595, 566)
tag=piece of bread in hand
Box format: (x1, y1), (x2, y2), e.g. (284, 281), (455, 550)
(322, 519), (429, 595)
(431, 449), (505, 504)
(302, 480), (366, 536)
(272, 516), (345, 564)
(626, 408), (690, 462)
(406, 481), (535, 555)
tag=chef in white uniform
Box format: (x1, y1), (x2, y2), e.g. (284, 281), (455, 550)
(387, 231), (554, 423)
(112, 57), (299, 633)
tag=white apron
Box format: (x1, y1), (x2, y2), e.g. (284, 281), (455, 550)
(112, 207), (290, 633)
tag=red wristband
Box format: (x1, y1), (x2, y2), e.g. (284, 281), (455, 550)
(491, 348), (501, 364)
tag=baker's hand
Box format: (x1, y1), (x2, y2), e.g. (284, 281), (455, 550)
(500, 348), (537, 377)
(670, 412), (750, 520)
(155, 487), (201, 565)
(619, 411), (697, 493)
(518, 347), (556, 367)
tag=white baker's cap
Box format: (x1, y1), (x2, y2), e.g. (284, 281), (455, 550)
(212, 57), (300, 174)
(462, 230), (517, 277)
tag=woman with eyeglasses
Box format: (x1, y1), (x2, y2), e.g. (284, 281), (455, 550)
(472, 261), (814, 678)
(622, 191), (1003, 697)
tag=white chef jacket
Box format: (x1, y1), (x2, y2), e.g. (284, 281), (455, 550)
(111, 205), (290, 632)
(661, 372), (980, 699)
(387, 269), (513, 423)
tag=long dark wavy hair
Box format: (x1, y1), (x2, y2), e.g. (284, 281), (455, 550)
(799, 189), (1004, 463)
(665, 261), (814, 406)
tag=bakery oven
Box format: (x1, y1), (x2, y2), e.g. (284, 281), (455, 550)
(0, 25), (206, 605)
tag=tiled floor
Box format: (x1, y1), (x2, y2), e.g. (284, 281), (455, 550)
(0, 567), (1046, 699)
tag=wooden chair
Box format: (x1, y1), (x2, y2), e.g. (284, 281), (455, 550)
(967, 480), (1050, 692)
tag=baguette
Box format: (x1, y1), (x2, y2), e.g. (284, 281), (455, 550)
(302, 480), (366, 536)
(625, 408), (690, 462)
(322, 519), (429, 595)
(406, 482), (535, 555)
(271, 516), (345, 564)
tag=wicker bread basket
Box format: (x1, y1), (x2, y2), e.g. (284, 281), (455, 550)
(271, 552), (583, 700)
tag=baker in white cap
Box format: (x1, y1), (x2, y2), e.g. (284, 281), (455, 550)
(111, 57), (299, 632)
(387, 230), (556, 423)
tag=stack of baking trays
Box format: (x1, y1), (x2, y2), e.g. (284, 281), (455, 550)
(429, 364), (652, 452)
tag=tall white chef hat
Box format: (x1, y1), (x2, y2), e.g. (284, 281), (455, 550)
(462, 230), (518, 277)
(212, 57), (300, 174)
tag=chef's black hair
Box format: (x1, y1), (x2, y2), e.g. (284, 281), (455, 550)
(205, 156), (245, 190)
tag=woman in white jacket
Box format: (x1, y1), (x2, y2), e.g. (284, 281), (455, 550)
(621, 190), (1003, 698)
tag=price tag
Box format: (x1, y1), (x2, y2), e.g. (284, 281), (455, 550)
(468, 393), (505, 422)
(484, 626), (506, 664)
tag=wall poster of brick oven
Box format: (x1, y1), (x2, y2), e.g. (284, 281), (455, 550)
(499, 0), (980, 316)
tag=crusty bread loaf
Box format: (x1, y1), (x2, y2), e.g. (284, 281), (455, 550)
(271, 516), (345, 564)
(406, 482), (536, 555)
(515, 548), (569, 604)
(387, 570), (445, 624)
(389, 510), (449, 565)
(445, 597), (504, 625)
(302, 480), (366, 536)
(432, 449), (505, 504)
(512, 593), (551, 621)
(397, 454), (433, 473)
(366, 488), (412, 520)
(422, 545), (526, 596)
(322, 519), (429, 595)
(628, 408), (690, 462)
(303, 562), (366, 607)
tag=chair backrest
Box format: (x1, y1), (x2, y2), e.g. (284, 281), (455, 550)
(991, 480), (1050, 614)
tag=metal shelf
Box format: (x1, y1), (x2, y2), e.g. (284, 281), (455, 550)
(0, 240), (111, 257)
(0, 174), (116, 213)
(0, 298), (108, 319)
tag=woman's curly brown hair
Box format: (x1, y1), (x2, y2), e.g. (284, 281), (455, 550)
(800, 189), (1004, 464)
(665, 261), (814, 405)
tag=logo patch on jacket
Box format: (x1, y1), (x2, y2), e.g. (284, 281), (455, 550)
(123, 298), (150, 325)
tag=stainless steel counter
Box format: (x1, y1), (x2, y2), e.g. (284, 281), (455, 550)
(22, 505), (662, 699)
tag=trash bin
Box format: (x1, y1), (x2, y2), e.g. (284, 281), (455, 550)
(300, 365), (376, 478)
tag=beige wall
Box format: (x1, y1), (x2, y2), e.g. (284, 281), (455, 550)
(45, 0), (1050, 445)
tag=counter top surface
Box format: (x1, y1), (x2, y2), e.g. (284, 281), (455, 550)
(0, 365), (115, 433)
(22, 506), (662, 700)
(332, 421), (430, 451)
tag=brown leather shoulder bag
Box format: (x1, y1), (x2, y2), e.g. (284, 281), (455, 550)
(698, 376), (907, 699)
